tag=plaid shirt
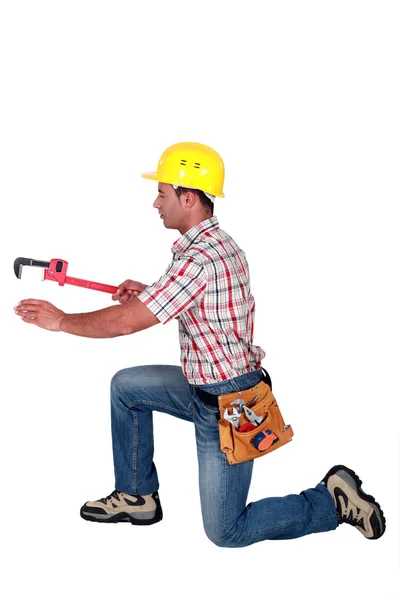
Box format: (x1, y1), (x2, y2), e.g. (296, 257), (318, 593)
(138, 216), (266, 385)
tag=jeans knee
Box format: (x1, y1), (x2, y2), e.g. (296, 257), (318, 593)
(111, 369), (123, 396)
(204, 529), (226, 547)
(205, 531), (238, 548)
(203, 523), (239, 548)
(110, 368), (136, 407)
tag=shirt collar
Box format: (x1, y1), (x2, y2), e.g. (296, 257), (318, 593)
(172, 216), (219, 256)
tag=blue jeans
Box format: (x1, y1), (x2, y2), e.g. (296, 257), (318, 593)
(110, 364), (338, 547)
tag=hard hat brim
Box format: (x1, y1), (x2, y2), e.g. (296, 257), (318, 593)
(141, 172), (158, 181)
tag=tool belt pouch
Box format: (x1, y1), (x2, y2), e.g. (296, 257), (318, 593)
(217, 381), (294, 465)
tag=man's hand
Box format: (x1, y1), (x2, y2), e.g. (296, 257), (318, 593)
(14, 293), (159, 338)
(14, 299), (65, 331)
(112, 279), (148, 304)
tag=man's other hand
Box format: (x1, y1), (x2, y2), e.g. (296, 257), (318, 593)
(14, 299), (65, 331)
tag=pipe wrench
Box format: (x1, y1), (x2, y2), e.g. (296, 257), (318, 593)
(14, 257), (141, 295)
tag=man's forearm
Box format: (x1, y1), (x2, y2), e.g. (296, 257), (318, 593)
(60, 305), (134, 338)
(15, 295), (159, 336)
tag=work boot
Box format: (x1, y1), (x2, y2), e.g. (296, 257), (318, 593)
(80, 489), (163, 525)
(321, 465), (385, 539)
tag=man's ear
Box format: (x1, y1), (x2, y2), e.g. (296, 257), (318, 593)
(184, 190), (197, 208)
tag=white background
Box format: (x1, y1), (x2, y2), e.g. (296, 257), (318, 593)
(1, 1), (399, 598)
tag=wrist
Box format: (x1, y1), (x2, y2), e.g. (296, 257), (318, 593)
(58, 313), (67, 332)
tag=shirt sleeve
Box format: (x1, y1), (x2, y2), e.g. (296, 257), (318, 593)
(137, 257), (207, 324)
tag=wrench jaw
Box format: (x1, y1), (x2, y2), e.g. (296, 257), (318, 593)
(14, 257), (69, 286)
(13, 257), (51, 280)
(223, 407), (241, 430)
(230, 398), (246, 412)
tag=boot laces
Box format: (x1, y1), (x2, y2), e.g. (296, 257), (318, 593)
(340, 503), (365, 528)
(101, 490), (121, 504)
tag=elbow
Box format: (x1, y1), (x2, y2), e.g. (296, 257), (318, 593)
(119, 324), (135, 336)
(119, 317), (144, 336)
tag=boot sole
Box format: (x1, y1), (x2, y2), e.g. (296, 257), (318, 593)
(80, 505), (163, 526)
(324, 464), (386, 539)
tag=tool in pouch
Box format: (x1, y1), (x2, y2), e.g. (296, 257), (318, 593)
(14, 257), (141, 295)
(218, 381), (294, 465)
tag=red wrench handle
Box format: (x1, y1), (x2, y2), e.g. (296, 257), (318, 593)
(64, 276), (119, 294)
(43, 259), (141, 295)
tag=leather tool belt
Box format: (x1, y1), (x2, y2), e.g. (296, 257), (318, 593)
(216, 381), (294, 465)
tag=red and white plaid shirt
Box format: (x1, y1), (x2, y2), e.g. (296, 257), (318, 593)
(138, 216), (266, 385)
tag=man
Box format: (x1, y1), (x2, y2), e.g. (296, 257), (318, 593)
(14, 142), (386, 545)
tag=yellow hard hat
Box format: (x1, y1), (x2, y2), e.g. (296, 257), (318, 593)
(142, 141), (225, 198)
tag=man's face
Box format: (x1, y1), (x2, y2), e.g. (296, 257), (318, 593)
(153, 182), (184, 230)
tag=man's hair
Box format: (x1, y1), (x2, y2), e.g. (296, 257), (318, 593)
(175, 186), (214, 216)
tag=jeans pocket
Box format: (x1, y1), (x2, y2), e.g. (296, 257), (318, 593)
(201, 401), (220, 416)
(190, 384), (219, 415)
